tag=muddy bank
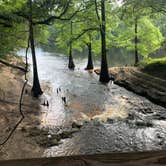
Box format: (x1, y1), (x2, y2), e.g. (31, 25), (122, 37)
(0, 61), (44, 160)
(95, 67), (166, 107)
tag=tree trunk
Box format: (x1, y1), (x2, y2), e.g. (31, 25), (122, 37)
(85, 42), (93, 70)
(68, 44), (75, 70)
(29, 0), (43, 97)
(68, 21), (75, 70)
(99, 0), (110, 83)
(134, 18), (139, 66)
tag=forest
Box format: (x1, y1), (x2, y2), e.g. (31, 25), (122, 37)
(0, 0), (166, 164)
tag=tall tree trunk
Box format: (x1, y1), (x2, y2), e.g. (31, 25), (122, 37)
(85, 42), (93, 70)
(134, 18), (139, 66)
(68, 21), (75, 70)
(99, 0), (110, 83)
(68, 43), (75, 70)
(29, 0), (43, 97)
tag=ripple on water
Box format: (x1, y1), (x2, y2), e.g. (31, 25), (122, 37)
(27, 51), (166, 156)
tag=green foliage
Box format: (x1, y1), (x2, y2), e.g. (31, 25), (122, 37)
(0, 0), (165, 64)
(0, 23), (28, 57)
(113, 0), (165, 59)
(138, 18), (164, 58)
(34, 25), (50, 45)
(141, 57), (166, 65)
(46, 0), (121, 56)
(140, 57), (166, 79)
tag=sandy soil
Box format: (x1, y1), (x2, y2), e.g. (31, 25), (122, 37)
(0, 62), (44, 160)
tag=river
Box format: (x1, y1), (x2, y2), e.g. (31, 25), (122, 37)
(19, 48), (166, 157)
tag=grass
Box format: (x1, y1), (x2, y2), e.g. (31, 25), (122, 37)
(139, 57), (166, 80)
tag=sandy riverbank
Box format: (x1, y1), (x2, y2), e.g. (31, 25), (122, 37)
(0, 58), (87, 160)
(0, 60), (44, 160)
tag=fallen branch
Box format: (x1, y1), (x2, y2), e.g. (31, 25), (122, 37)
(0, 59), (27, 72)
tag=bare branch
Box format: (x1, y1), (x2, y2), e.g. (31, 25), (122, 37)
(33, 7), (85, 25)
(71, 27), (99, 43)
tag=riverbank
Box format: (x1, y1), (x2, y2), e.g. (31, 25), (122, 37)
(1, 150), (166, 166)
(95, 66), (166, 107)
(0, 57), (86, 160)
(0, 59), (44, 160)
(1, 54), (166, 159)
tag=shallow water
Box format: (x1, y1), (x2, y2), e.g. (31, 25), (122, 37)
(24, 49), (166, 157)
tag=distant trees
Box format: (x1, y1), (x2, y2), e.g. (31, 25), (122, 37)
(114, 0), (164, 65)
(0, 0), (165, 89)
(0, 1), (27, 58)
(44, 0), (165, 80)
(51, 0), (111, 82)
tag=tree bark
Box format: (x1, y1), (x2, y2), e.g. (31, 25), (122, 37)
(99, 0), (110, 83)
(134, 18), (139, 66)
(68, 21), (75, 70)
(68, 44), (75, 70)
(85, 42), (93, 70)
(29, 0), (43, 97)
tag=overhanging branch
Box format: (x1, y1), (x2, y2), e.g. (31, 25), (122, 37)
(71, 27), (99, 43)
(33, 8), (85, 25)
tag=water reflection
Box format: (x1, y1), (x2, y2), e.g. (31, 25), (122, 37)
(19, 48), (166, 156)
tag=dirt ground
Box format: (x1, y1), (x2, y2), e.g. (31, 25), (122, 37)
(0, 62), (44, 160)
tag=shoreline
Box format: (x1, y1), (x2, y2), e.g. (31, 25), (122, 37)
(94, 67), (166, 108)
(1, 58), (166, 160)
(0, 61), (44, 160)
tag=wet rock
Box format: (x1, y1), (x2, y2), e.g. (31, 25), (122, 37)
(38, 137), (59, 147)
(138, 108), (154, 115)
(72, 120), (83, 129)
(156, 133), (165, 146)
(144, 108), (154, 114)
(28, 128), (41, 136)
(26, 125), (81, 148)
(121, 95), (129, 100)
(60, 130), (74, 139)
(153, 113), (166, 120)
(135, 120), (153, 128)
(71, 127), (80, 133)
(107, 118), (114, 124)
(28, 127), (48, 137)
(47, 134), (52, 138)
(47, 139), (59, 147)
(127, 113), (135, 120)
(156, 133), (162, 139)
(92, 119), (102, 126)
